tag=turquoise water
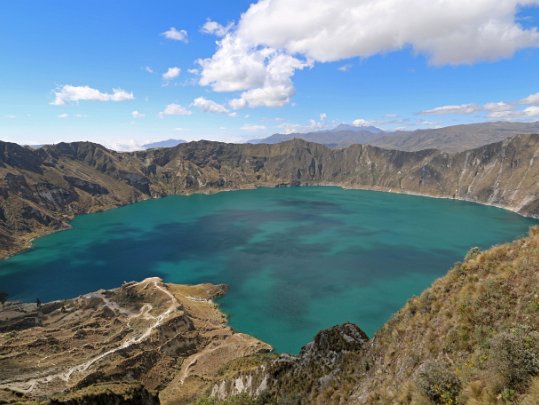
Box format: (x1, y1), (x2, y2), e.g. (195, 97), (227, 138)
(0, 187), (536, 353)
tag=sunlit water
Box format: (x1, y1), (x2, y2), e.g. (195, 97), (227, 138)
(1, 187), (536, 353)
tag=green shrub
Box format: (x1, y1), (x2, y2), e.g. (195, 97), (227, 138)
(487, 325), (539, 392)
(416, 361), (462, 405)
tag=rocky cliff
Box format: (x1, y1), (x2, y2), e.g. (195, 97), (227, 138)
(0, 278), (270, 404)
(1, 134), (538, 258)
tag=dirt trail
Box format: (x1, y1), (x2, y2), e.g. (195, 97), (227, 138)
(0, 277), (178, 395)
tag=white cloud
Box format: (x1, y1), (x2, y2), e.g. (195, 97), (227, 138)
(236, 0), (539, 65)
(159, 103), (192, 118)
(197, 0), (539, 110)
(58, 113), (69, 119)
(241, 124), (267, 131)
(353, 118), (373, 127)
(162, 67), (181, 80)
(198, 35), (272, 92)
(193, 97), (230, 113)
(188, 68), (199, 75)
(521, 92), (539, 104)
(103, 139), (147, 152)
(131, 110), (145, 119)
(201, 20), (234, 36)
(278, 115), (328, 134)
(484, 101), (513, 112)
(198, 34), (311, 109)
(144, 66), (154, 74)
(228, 53), (311, 108)
(338, 64), (352, 72)
(524, 105), (539, 116)
(421, 104), (481, 115)
(487, 110), (521, 119)
(51, 85), (134, 106)
(161, 27), (188, 42)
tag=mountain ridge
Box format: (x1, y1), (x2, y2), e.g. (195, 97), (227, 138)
(251, 121), (539, 152)
(1, 134), (538, 259)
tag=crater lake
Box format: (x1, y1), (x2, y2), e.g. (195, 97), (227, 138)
(0, 187), (536, 353)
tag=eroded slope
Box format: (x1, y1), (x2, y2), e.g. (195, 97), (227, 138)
(0, 278), (270, 404)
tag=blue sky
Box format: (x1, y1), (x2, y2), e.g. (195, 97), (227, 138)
(1, 0), (539, 150)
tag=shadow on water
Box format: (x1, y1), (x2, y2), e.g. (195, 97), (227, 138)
(0, 207), (344, 301)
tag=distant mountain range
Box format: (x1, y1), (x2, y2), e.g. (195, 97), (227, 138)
(250, 121), (539, 152)
(142, 139), (186, 149)
(249, 124), (384, 149)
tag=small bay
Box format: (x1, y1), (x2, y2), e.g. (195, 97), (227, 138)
(0, 187), (536, 353)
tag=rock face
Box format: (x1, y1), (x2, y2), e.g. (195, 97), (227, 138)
(211, 227), (539, 404)
(0, 278), (271, 404)
(1, 134), (538, 259)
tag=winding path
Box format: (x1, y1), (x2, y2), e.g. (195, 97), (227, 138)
(0, 277), (177, 395)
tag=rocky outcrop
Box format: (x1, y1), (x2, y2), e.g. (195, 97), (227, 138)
(1, 134), (538, 258)
(0, 278), (271, 405)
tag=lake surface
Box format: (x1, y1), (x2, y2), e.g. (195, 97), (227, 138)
(0, 187), (536, 353)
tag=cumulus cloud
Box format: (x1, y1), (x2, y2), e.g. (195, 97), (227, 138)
(131, 110), (145, 119)
(241, 124), (267, 131)
(201, 19), (234, 36)
(193, 97), (230, 113)
(161, 27), (188, 42)
(197, 0), (539, 110)
(198, 33), (311, 109)
(159, 103), (192, 117)
(421, 104), (482, 115)
(236, 0), (539, 65)
(521, 92), (539, 104)
(524, 105), (539, 116)
(162, 67), (181, 80)
(352, 118), (372, 126)
(338, 64), (352, 72)
(51, 85), (134, 106)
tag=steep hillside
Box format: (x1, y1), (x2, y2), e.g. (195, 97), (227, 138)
(208, 227), (539, 404)
(1, 134), (538, 258)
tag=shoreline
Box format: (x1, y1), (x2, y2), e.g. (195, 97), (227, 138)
(1, 182), (537, 261)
